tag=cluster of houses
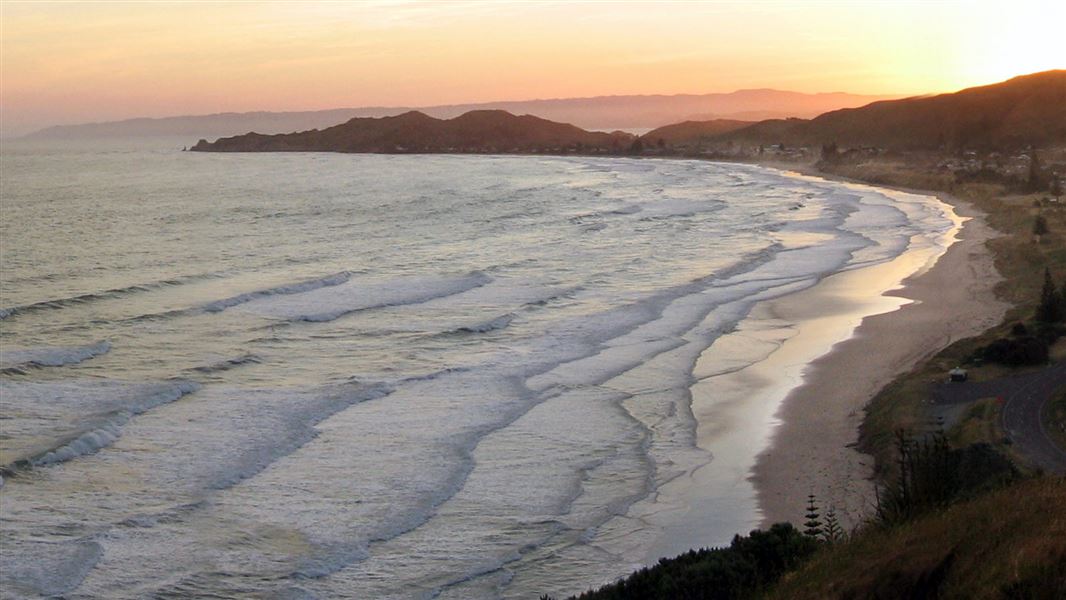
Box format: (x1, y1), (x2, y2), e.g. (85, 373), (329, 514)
(936, 149), (1065, 196)
(937, 151), (1033, 176)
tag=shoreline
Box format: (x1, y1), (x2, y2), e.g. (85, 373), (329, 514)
(746, 164), (1009, 528)
(616, 163), (1008, 563)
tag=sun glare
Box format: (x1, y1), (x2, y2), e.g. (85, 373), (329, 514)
(957, 0), (1066, 87)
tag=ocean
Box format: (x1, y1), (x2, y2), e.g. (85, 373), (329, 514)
(0, 142), (957, 599)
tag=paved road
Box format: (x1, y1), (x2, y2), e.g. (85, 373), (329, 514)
(932, 361), (1066, 474)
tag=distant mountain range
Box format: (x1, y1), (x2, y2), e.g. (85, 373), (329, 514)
(24, 89), (899, 140)
(191, 71), (1066, 155)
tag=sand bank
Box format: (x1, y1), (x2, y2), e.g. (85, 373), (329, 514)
(749, 172), (1009, 528)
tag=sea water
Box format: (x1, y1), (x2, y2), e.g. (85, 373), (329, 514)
(0, 142), (956, 599)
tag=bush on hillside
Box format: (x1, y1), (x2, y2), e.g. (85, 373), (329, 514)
(874, 430), (1017, 526)
(977, 336), (1049, 366)
(563, 523), (819, 600)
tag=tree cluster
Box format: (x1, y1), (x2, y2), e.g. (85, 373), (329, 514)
(874, 429), (1016, 526)
(1027, 151), (1046, 193)
(1033, 214), (1049, 238)
(563, 523), (819, 600)
(978, 268), (1065, 366)
(802, 495), (845, 543)
(1036, 268), (1064, 324)
(819, 142), (840, 164)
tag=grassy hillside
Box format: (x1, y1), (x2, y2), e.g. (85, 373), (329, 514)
(801, 70), (1066, 150)
(717, 70), (1066, 151)
(640, 119), (753, 147)
(768, 477), (1066, 600)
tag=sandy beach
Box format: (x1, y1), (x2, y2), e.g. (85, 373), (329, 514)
(749, 172), (1010, 528)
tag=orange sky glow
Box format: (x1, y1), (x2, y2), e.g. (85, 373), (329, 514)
(2, 0), (1064, 137)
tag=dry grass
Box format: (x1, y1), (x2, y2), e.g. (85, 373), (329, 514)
(767, 477), (1066, 600)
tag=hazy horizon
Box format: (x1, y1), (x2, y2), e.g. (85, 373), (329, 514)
(3, 0), (1063, 138)
(10, 86), (908, 141)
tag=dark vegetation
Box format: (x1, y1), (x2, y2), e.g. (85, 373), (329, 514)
(871, 429), (1017, 525)
(975, 269), (1064, 366)
(558, 524), (819, 600)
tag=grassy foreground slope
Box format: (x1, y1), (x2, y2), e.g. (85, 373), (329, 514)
(565, 478), (1065, 600)
(768, 477), (1066, 600)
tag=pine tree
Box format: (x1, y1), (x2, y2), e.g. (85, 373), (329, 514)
(1061, 276), (1066, 320)
(1036, 268), (1062, 323)
(803, 494), (822, 538)
(822, 505), (844, 542)
(820, 142), (839, 163)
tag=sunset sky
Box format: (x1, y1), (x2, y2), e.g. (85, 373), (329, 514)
(2, 0), (1064, 137)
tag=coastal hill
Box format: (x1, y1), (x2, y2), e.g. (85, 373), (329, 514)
(640, 119), (754, 147)
(702, 70), (1066, 150)
(190, 110), (635, 153)
(24, 89), (897, 140)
